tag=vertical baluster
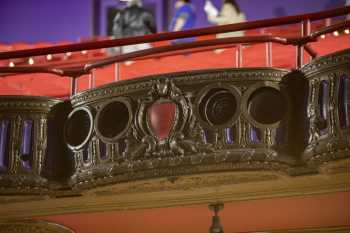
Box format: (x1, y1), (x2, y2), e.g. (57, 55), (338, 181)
(225, 127), (235, 145)
(114, 63), (120, 82)
(21, 120), (33, 170)
(235, 44), (243, 68)
(275, 125), (286, 145)
(71, 77), (78, 96)
(99, 140), (107, 160)
(319, 80), (329, 135)
(89, 69), (96, 89)
(203, 130), (218, 145)
(0, 120), (10, 169)
(82, 143), (90, 164)
(250, 126), (261, 144)
(338, 75), (349, 128)
(266, 41), (272, 67)
(34, 116), (47, 175)
(296, 19), (311, 68)
(118, 139), (127, 159)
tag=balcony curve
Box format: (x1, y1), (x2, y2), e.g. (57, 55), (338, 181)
(0, 96), (63, 195)
(301, 48), (350, 166)
(66, 67), (298, 190)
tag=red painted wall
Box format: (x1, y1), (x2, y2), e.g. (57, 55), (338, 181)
(37, 191), (350, 233)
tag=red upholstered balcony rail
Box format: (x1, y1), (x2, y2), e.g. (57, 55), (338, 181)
(0, 6), (349, 60)
(0, 6), (350, 82)
(0, 36), (289, 76)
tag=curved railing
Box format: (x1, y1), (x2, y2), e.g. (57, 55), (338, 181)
(67, 68), (295, 188)
(1, 52), (349, 193)
(0, 6), (349, 86)
(0, 6), (349, 202)
(0, 6), (350, 60)
(301, 49), (350, 165)
(0, 96), (63, 194)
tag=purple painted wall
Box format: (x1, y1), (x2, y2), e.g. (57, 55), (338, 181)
(0, 0), (346, 43)
(178, 0), (346, 29)
(0, 0), (93, 43)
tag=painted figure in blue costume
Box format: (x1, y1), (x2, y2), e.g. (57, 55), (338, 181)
(169, 0), (196, 44)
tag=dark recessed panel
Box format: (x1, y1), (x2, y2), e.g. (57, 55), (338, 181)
(96, 100), (132, 142)
(248, 87), (287, 125)
(65, 108), (93, 150)
(199, 88), (238, 128)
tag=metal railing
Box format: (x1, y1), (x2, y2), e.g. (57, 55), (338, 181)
(0, 6), (350, 96)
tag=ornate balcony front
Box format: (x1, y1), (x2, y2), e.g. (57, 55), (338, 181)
(0, 49), (350, 220)
(0, 96), (63, 194)
(302, 49), (350, 166)
(66, 68), (295, 190)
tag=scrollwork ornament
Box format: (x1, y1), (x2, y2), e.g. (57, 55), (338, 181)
(216, 130), (225, 149)
(10, 115), (22, 174)
(328, 73), (337, 137)
(307, 79), (320, 144)
(90, 136), (99, 166)
(265, 149), (278, 161)
(74, 151), (83, 170)
(0, 221), (75, 233)
(35, 116), (48, 175)
(240, 149), (256, 161)
(264, 128), (274, 147)
(327, 142), (334, 154)
(239, 117), (248, 148)
(122, 125), (142, 159)
(133, 79), (193, 158)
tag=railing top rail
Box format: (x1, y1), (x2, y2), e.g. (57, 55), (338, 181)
(0, 35), (288, 76)
(0, 6), (350, 60)
(85, 35), (289, 72)
(1, 18), (350, 77)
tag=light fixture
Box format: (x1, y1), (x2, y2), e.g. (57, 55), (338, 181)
(209, 203), (224, 233)
(333, 31), (339, 36)
(66, 52), (72, 57)
(320, 34), (326, 39)
(46, 54), (53, 61)
(81, 50), (87, 55)
(28, 57), (34, 65)
(9, 61), (15, 67)
(344, 29), (350, 35)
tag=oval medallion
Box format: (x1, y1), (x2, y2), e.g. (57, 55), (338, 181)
(147, 101), (177, 140)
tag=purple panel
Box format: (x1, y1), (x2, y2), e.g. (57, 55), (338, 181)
(338, 75), (349, 128)
(203, 130), (217, 144)
(83, 145), (90, 163)
(118, 139), (127, 155)
(21, 120), (33, 170)
(225, 127), (234, 144)
(320, 81), (329, 121)
(250, 127), (261, 143)
(0, 120), (10, 169)
(347, 77), (350, 125)
(99, 141), (107, 160)
(0, 0), (92, 43)
(275, 126), (286, 145)
(318, 80), (329, 135)
(276, 125), (288, 145)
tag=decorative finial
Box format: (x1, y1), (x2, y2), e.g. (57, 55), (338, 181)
(208, 202), (224, 233)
